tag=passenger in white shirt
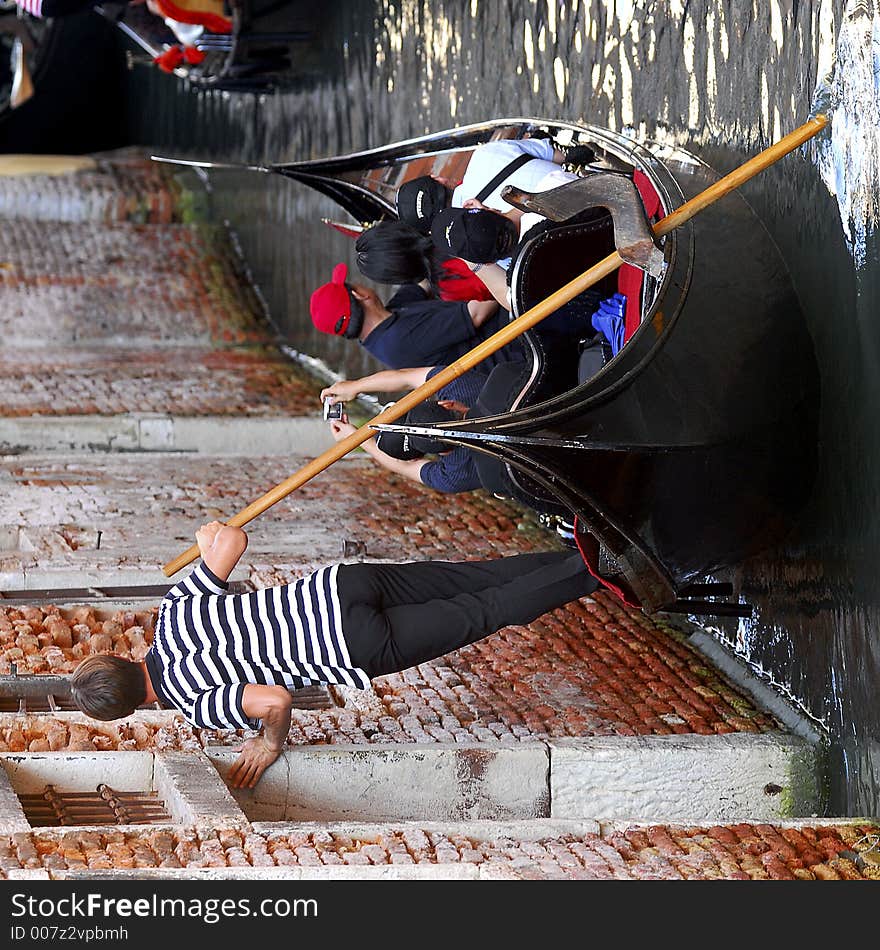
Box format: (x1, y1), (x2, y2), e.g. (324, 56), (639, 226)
(432, 166), (582, 308)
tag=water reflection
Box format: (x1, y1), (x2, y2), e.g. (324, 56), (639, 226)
(813, 1), (880, 267)
(126, 0), (879, 815)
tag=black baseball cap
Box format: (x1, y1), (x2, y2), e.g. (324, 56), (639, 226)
(375, 401), (457, 459)
(430, 207), (519, 263)
(396, 176), (452, 234)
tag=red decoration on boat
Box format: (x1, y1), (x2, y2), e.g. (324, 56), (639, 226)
(321, 218), (366, 239)
(573, 516), (642, 609)
(154, 46), (185, 73)
(152, 0), (233, 34)
(183, 46), (206, 65)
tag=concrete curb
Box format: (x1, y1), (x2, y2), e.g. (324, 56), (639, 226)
(686, 628), (825, 743)
(549, 734), (823, 821)
(0, 415), (334, 457)
(206, 733), (825, 824)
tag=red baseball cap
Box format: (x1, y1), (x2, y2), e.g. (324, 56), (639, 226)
(310, 263), (352, 335)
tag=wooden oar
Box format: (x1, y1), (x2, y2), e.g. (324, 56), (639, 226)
(163, 114), (828, 576)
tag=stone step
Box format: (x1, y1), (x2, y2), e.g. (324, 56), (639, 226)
(207, 733), (826, 824)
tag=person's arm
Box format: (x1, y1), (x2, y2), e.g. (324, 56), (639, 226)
(330, 419), (428, 484)
(320, 367), (432, 404)
(195, 521), (248, 582)
(466, 265), (511, 311)
(467, 297), (503, 327)
(227, 685), (294, 789)
(160, 521), (242, 603)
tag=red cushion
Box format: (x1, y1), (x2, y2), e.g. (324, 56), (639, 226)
(617, 170), (665, 343)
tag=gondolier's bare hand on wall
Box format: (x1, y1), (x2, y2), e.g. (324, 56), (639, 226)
(228, 685), (294, 788)
(195, 520), (248, 582)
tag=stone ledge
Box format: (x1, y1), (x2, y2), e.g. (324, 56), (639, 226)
(154, 751), (249, 830)
(207, 743), (550, 823)
(0, 415), (333, 457)
(0, 759), (30, 833)
(549, 734), (824, 821)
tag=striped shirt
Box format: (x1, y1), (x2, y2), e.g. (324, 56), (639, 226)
(144, 562), (370, 731)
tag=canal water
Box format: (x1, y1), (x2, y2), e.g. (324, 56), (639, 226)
(119, 0), (879, 817)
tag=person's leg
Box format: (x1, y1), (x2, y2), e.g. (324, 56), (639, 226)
(349, 552), (597, 676)
(339, 551), (570, 610)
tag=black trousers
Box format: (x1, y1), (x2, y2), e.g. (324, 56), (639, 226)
(338, 551), (597, 678)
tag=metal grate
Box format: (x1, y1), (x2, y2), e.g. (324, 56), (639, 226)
(20, 784), (170, 827)
(0, 693), (78, 713)
(289, 685), (334, 710)
(0, 674), (161, 714)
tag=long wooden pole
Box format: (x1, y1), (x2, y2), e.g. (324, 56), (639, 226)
(163, 114), (828, 576)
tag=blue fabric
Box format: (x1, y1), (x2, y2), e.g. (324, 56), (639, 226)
(590, 292), (627, 355)
(413, 366), (488, 492)
(420, 448), (482, 493)
(426, 364), (490, 408)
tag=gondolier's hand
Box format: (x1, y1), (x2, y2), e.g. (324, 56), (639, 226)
(195, 520), (225, 556)
(228, 737), (282, 789)
(320, 381), (361, 404)
(195, 521), (248, 581)
(230, 684), (293, 787)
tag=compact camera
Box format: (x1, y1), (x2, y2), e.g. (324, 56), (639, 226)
(323, 397), (344, 421)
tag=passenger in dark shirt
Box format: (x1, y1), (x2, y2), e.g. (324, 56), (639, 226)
(320, 361), (528, 497)
(309, 263), (524, 371)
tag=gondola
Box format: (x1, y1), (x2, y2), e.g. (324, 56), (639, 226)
(158, 118), (820, 616)
(97, 0), (318, 91)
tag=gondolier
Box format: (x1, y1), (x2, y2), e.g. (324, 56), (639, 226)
(70, 521), (598, 788)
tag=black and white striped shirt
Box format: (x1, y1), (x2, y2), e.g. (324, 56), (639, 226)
(144, 562), (370, 731)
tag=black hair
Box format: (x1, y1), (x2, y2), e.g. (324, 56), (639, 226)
(355, 220), (450, 288)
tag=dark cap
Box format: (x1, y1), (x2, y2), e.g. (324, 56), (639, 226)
(375, 401), (456, 459)
(396, 176), (452, 234)
(430, 207), (519, 263)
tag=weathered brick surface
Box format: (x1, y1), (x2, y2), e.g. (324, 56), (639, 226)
(0, 605), (156, 675)
(0, 347), (318, 418)
(0, 220), (272, 347)
(0, 823), (875, 879)
(0, 153), (309, 427)
(0, 716), (199, 754)
(0, 153), (177, 225)
(0, 455), (549, 576)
